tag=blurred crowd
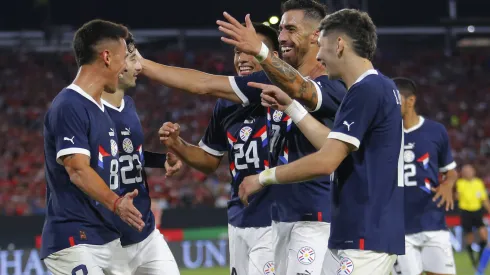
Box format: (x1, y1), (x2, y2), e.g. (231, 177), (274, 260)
(0, 44), (489, 216)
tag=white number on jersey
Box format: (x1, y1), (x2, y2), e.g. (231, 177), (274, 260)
(120, 154), (143, 185)
(109, 153), (143, 190)
(404, 163), (417, 186)
(234, 140), (260, 170)
(109, 159), (119, 190)
(269, 124), (281, 153)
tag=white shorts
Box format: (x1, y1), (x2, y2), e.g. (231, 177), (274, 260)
(44, 238), (130, 275)
(330, 249), (396, 275)
(228, 224), (274, 275)
(124, 228), (180, 275)
(393, 230), (456, 275)
(272, 221), (335, 275)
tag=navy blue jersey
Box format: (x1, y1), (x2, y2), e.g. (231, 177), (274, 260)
(327, 70), (405, 255)
(200, 99), (274, 228)
(42, 84), (120, 258)
(102, 96), (155, 246)
(229, 72), (346, 222)
(403, 117), (456, 234)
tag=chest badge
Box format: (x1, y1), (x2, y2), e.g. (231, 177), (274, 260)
(239, 126), (253, 142)
(272, 110), (283, 122)
(122, 138), (134, 153)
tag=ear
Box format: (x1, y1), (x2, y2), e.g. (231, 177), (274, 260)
(311, 29), (320, 45)
(272, 51), (279, 58)
(336, 37), (344, 58)
(101, 49), (111, 67)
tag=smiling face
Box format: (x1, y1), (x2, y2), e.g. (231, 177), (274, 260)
(233, 34), (278, 76)
(316, 30), (344, 80)
(278, 10), (316, 68)
(118, 48), (142, 90)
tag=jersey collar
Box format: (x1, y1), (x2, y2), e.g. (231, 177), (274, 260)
(101, 98), (125, 112)
(352, 69), (378, 86)
(404, 116), (425, 133)
(67, 84), (104, 112)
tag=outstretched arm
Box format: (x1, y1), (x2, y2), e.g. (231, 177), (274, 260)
(159, 122), (222, 175)
(217, 12), (321, 110)
(140, 58), (242, 104)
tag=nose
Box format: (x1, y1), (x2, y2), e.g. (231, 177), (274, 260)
(278, 29), (288, 45)
(135, 60), (142, 74)
(238, 52), (253, 63)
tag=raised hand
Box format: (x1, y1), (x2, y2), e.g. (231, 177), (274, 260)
(217, 13), (263, 57)
(115, 189), (145, 231)
(165, 152), (182, 177)
(247, 82), (294, 112)
(159, 122), (181, 147)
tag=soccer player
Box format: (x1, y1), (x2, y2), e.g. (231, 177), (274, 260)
(158, 23), (279, 275)
(42, 20), (144, 274)
(239, 9), (407, 275)
(142, 1), (346, 274)
(391, 77), (457, 275)
(101, 33), (182, 275)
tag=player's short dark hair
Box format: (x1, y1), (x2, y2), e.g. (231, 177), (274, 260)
(126, 31), (136, 54)
(281, 0), (328, 22)
(392, 77), (417, 97)
(253, 23), (279, 52)
(319, 9), (377, 61)
(73, 19), (129, 67)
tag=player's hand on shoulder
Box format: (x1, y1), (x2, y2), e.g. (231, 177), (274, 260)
(159, 122), (181, 147)
(248, 82), (293, 112)
(165, 152), (182, 177)
(217, 13), (262, 56)
(115, 189), (145, 232)
(239, 174), (263, 207)
(432, 182), (454, 211)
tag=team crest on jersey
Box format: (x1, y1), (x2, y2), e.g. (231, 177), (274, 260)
(297, 246), (315, 265)
(239, 126), (253, 142)
(272, 110), (283, 122)
(403, 150), (415, 163)
(110, 139), (118, 157)
(337, 257), (354, 275)
(122, 138), (134, 153)
(263, 261), (275, 275)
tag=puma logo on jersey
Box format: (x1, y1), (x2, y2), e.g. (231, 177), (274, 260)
(404, 142), (415, 150)
(121, 127), (131, 136)
(109, 128), (115, 136)
(63, 136), (75, 144)
(343, 121), (354, 131)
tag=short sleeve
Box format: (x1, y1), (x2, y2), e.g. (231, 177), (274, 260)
(228, 71), (271, 106)
(437, 125), (456, 172)
(51, 103), (91, 165)
(309, 77), (345, 114)
(479, 180), (488, 201)
(327, 85), (380, 150)
(199, 101), (228, 157)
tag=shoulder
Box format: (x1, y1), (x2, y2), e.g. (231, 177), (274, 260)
(423, 118), (449, 137)
(313, 75), (346, 97)
(233, 70), (268, 82)
(123, 95), (135, 107)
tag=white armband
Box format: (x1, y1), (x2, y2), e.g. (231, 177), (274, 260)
(255, 42), (270, 63)
(285, 100), (308, 124)
(258, 167), (278, 186)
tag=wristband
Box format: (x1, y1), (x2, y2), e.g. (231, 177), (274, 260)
(259, 167), (278, 186)
(113, 196), (123, 213)
(255, 42), (270, 63)
(285, 100), (308, 124)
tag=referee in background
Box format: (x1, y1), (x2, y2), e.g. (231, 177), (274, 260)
(456, 164), (490, 267)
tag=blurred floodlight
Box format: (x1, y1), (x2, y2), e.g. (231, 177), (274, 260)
(269, 16), (279, 25)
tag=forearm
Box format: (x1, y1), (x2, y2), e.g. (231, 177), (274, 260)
(261, 54), (318, 110)
(295, 114), (331, 150)
(141, 58), (241, 103)
(68, 166), (119, 211)
(168, 138), (221, 174)
(274, 151), (330, 183)
(483, 199), (490, 214)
